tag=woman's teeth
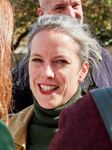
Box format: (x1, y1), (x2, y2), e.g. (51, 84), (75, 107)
(40, 85), (58, 92)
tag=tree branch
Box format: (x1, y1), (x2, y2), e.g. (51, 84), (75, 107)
(13, 29), (29, 50)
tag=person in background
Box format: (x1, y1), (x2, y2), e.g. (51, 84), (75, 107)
(12, 0), (112, 113)
(0, 0), (15, 149)
(9, 14), (101, 150)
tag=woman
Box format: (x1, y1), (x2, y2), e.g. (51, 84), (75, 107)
(0, 0), (15, 149)
(9, 15), (100, 150)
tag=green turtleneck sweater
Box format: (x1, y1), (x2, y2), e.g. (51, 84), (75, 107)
(26, 86), (81, 150)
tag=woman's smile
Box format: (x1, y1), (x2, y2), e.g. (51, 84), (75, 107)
(39, 84), (59, 93)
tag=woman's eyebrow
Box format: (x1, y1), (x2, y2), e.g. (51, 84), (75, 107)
(30, 54), (41, 57)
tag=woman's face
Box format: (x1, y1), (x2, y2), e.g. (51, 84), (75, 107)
(29, 30), (88, 109)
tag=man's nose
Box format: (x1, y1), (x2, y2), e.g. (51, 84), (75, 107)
(66, 6), (76, 18)
(41, 64), (54, 79)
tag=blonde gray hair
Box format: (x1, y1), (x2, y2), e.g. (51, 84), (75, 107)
(16, 15), (101, 89)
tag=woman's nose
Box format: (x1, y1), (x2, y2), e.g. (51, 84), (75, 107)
(41, 64), (54, 79)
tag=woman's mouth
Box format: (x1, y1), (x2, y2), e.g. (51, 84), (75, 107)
(39, 84), (59, 92)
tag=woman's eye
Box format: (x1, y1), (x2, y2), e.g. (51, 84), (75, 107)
(56, 60), (67, 63)
(32, 58), (42, 62)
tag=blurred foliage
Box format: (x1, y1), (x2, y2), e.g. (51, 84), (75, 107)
(82, 0), (112, 46)
(11, 0), (39, 50)
(11, 0), (112, 50)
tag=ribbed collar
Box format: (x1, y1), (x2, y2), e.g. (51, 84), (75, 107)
(33, 86), (81, 127)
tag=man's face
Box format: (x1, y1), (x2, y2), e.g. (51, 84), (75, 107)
(38, 0), (83, 24)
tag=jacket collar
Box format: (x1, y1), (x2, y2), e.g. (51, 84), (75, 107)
(9, 105), (34, 149)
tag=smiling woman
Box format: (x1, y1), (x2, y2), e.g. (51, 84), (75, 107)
(29, 29), (85, 109)
(9, 15), (101, 150)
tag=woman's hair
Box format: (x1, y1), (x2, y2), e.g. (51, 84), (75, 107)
(16, 15), (101, 91)
(0, 0), (13, 123)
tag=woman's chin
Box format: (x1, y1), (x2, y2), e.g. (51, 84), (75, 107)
(38, 101), (60, 109)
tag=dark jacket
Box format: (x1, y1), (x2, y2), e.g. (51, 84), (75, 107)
(12, 47), (112, 113)
(48, 93), (112, 150)
(92, 47), (112, 87)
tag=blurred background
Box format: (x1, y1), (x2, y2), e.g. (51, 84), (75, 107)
(10, 0), (112, 67)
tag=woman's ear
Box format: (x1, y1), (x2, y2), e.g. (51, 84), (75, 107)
(37, 8), (44, 16)
(78, 61), (88, 83)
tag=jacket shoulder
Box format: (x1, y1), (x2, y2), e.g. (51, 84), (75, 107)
(9, 105), (34, 149)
